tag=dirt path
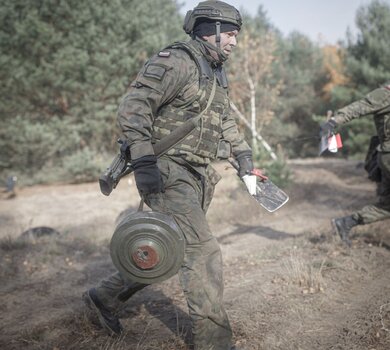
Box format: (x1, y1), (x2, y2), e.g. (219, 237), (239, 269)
(0, 159), (389, 350)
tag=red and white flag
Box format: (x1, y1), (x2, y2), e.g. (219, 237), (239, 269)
(328, 133), (343, 153)
(319, 133), (343, 155)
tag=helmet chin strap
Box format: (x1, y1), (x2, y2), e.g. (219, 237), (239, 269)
(214, 21), (228, 62)
(199, 21), (228, 63)
(215, 21), (221, 49)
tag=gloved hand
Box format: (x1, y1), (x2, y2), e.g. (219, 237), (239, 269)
(319, 118), (337, 137)
(132, 155), (164, 195)
(236, 151), (254, 178)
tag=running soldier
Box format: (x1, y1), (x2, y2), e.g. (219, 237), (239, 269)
(320, 84), (390, 245)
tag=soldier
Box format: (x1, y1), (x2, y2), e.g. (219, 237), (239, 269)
(83, 1), (251, 349)
(320, 83), (390, 245)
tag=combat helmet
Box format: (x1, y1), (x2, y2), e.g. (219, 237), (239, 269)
(183, 1), (242, 34)
(183, 1), (242, 62)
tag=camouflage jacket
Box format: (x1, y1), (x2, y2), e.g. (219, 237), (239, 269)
(117, 39), (250, 165)
(333, 84), (390, 152)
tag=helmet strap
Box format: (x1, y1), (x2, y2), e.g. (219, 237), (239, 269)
(194, 19), (229, 63)
(215, 21), (221, 50)
(213, 21), (228, 62)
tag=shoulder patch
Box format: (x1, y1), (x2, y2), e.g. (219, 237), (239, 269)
(143, 63), (167, 81)
(158, 51), (171, 58)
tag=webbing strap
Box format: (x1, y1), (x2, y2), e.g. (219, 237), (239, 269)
(152, 74), (217, 157)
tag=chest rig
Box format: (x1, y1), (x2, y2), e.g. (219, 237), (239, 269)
(374, 112), (390, 152)
(371, 88), (390, 152)
(151, 41), (230, 165)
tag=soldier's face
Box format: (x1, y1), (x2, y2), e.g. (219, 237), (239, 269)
(203, 30), (239, 59)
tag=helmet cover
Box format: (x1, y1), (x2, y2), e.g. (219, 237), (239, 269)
(183, 1), (242, 34)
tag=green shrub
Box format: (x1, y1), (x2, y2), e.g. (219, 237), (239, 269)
(60, 148), (107, 184)
(253, 146), (291, 188)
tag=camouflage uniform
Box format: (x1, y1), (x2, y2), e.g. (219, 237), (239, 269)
(333, 84), (390, 224)
(94, 38), (250, 350)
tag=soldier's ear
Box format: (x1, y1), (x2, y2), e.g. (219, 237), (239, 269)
(202, 35), (216, 45)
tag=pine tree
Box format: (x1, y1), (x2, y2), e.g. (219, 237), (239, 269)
(327, 0), (390, 158)
(271, 32), (328, 157)
(0, 0), (184, 182)
(345, 0), (390, 91)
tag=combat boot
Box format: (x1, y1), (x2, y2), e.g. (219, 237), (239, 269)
(331, 215), (359, 246)
(82, 288), (123, 336)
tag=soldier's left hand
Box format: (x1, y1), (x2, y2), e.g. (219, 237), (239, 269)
(236, 151), (254, 178)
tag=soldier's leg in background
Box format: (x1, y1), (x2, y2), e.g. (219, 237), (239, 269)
(83, 272), (146, 335)
(144, 158), (232, 350)
(94, 273), (147, 312)
(353, 204), (390, 224)
(355, 152), (390, 224)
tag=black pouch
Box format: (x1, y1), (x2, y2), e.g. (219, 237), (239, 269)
(216, 139), (232, 159)
(364, 136), (382, 182)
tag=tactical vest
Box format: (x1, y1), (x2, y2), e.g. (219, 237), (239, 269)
(374, 113), (390, 152)
(372, 88), (390, 152)
(151, 41), (230, 165)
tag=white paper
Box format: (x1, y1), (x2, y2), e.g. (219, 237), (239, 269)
(242, 175), (257, 195)
(328, 134), (338, 153)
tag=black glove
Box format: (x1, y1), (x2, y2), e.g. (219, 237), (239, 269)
(319, 118), (337, 137)
(132, 155), (164, 195)
(236, 151), (254, 178)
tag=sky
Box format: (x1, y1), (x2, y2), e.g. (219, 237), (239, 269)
(179, 0), (385, 44)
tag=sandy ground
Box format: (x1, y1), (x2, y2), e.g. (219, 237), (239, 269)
(0, 158), (389, 350)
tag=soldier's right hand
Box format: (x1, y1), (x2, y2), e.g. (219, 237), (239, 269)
(319, 118), (337, 137)
(132, 155), (164, 195)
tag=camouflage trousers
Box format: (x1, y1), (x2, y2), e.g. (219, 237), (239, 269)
(354, 152), (390, 224)
(95, 157), (232, 350)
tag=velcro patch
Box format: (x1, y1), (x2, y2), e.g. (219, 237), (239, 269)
(143, 63), (167, 81)
(158, 51), (171, 58)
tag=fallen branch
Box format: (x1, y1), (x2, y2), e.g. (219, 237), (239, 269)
(231, 101), (277, 160)
(380, 303), (390, 332)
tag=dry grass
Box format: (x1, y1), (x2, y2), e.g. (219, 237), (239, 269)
(0, 235), (29, 280)
(2, 160), (390, 350)
(282, 249), (326, 294)
(42, 305), (192, 350)
(0, 235), (29, 251)
(136, 335), (189, 350)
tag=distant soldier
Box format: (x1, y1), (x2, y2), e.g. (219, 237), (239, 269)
(4, 175), (17, 198)
(320, 83), (390, 245)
